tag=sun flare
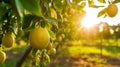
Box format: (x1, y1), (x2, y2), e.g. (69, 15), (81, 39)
(81, 1), (120, 30)
(81, 8), (99, 29)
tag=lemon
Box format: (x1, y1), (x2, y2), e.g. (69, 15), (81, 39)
(49, 48), (56, 55)
(29, 26), (50, 50)
(68, 8), (75, 16)
(107, 4), (118, 17)
(0, 51), (6, 64)
(61, 34), (65, 38)
(56, 35), (62, 42)
(2, 33), (14, 48)
(50, 8), (57, 19)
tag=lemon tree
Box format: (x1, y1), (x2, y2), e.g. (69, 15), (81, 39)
(0, 0), (120, 67)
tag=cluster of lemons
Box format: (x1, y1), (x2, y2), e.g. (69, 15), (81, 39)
(0, 33), (15, 64)
(0, 26), (56, 64)
(0, 7), (58, 64)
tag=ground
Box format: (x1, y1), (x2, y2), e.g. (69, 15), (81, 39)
(47, 54), (120, 67)
(0, 40), (120, 67)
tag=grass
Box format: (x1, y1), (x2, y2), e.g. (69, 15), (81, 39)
(62, 39), (120, 57)
(0, 59), (16, 67)
(67, 46), (120, 57)
(0, 39), (120, 67)
(58, 39), (120, 65)
(68, 46), (109, 56)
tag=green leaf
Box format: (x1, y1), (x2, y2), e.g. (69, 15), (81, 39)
(43, 1), (51, 17)
(72, 0), (81, 4)
(15, 0), (24, 17)
(0, 2), (7, 17)
(113, 0), (120, 3)
(88, 0), (94, 7)
(22, 15), (35, 29)
(32, 48), (38, 56)
(44, 53), (50, 63)
(65, 0), (71, 6)
(20, 0), (42, 17)
(43, 17), (58, 28)
(48, 29), (56, 40)
(98, 0), (106, 3)
(97, 8), (107, 17)
(80, 1), (86, 8)
(53, 0), (63, 12)
(41, 21), (46, 28)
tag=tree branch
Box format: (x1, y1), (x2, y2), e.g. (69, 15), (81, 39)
(15, 45), (32, 67)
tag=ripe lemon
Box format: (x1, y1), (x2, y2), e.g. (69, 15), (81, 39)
(56, 35), (62, 42)
(2, 33), (14, 48)
(68, 8), (75, 16)
(0, 51), (6, 64)
(50, 8), (57, 19)
(61, 34), (65, 38)
(106, 4), (118, 17)
(29, 26), (50, 50)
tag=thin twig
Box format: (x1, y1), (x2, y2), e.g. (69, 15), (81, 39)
(15, 46), (32, 67)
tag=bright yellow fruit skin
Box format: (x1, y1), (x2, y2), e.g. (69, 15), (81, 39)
(107, 4), (118, 17)
(56, 35), (62, 42)
(2, 34), (14, 48)
(29, 26), (50, 50)
(0, 51), (6, 64)
(50, 8), (57, 19)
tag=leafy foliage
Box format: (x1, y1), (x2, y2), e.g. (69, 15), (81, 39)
(97, 8), (107, 17)
(0, 0), (120, 67)
(98, 0), (106, 3)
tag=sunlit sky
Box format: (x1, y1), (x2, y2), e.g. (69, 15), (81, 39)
(81, 0), (120, 29)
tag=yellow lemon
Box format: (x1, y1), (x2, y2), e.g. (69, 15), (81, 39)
(2, 33), (14, 48)
(68, 8), (75, 16)
(0, 51), (6, 64)
(49, 48), (56, 55)
(56, 35), (62, 42)
(107, 4), (118, 17)
(29, 26), (50, 50)
(50, 8), (57, 19)
(61, 34), (65, 38)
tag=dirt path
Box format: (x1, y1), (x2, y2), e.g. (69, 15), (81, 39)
(47, 55), (120, 67)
